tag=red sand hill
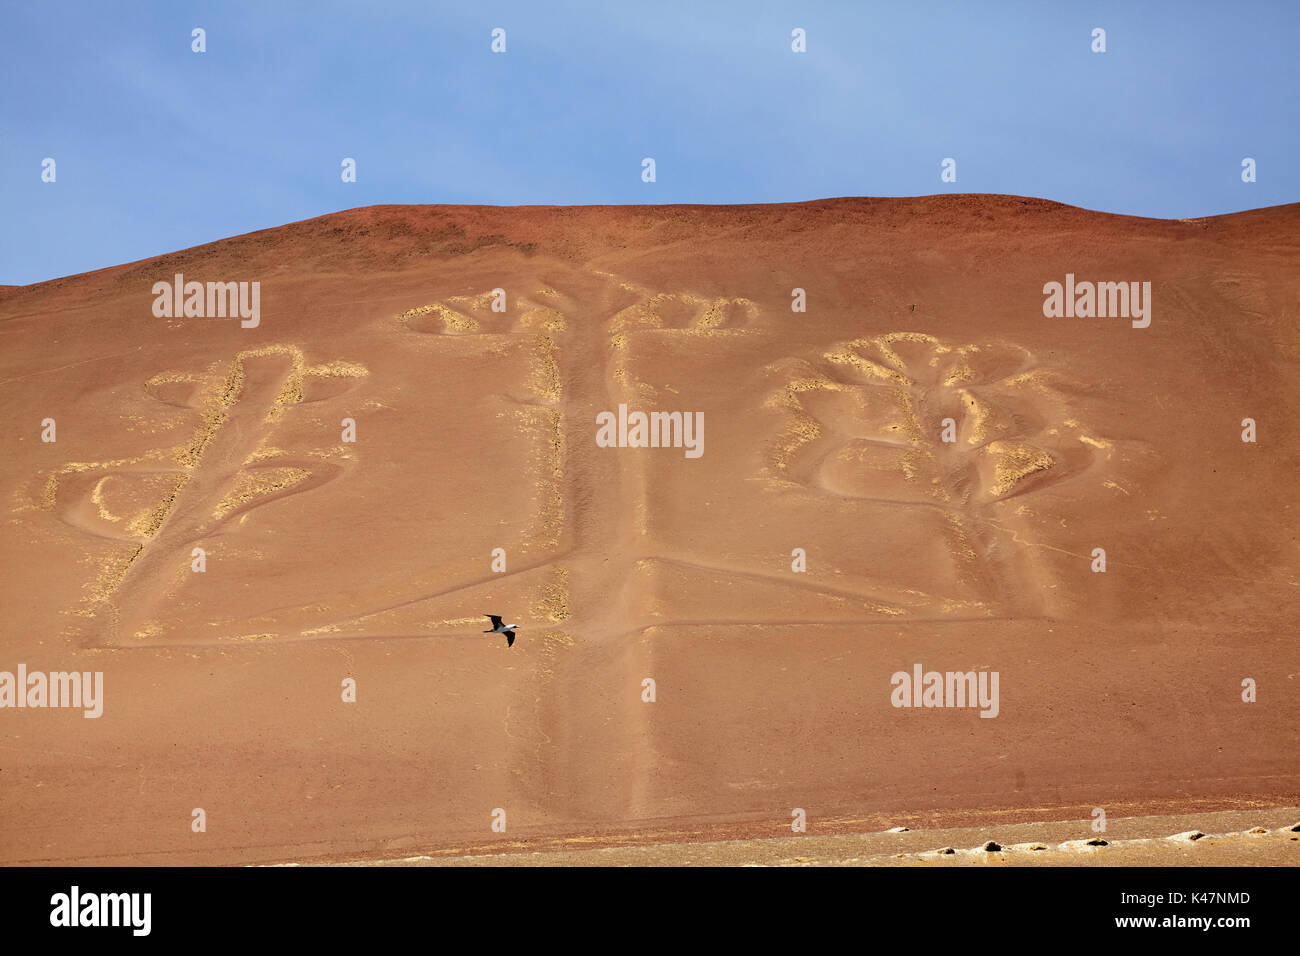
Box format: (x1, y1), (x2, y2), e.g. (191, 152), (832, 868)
(1, 196), (1297, 863)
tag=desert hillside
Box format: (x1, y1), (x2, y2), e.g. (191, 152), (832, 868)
(2, 196), (1298, 864)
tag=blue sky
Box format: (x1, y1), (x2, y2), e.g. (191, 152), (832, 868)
(2, 0), (1296, 284)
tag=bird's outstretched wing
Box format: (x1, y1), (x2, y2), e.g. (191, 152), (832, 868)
(506, 630), (516, 648)
(485, 614), (503, 629)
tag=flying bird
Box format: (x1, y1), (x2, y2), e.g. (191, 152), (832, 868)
(483, 614), (520, 647)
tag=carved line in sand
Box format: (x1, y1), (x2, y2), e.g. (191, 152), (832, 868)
(385, 275), (760, 645)
(36, 345), (368, 644)
(760, 331), (1135, 618)
(597, 274), (760, 402)
(212, 292), (582, 649)
(384, 278), (765, 641)
(397, 290), (567, 337)
(395, 287), (567, 563)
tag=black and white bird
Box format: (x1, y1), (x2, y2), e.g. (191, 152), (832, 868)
(483, 614), (520, 647)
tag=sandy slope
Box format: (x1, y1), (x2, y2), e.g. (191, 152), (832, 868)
(1, 196), (1297, 865)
